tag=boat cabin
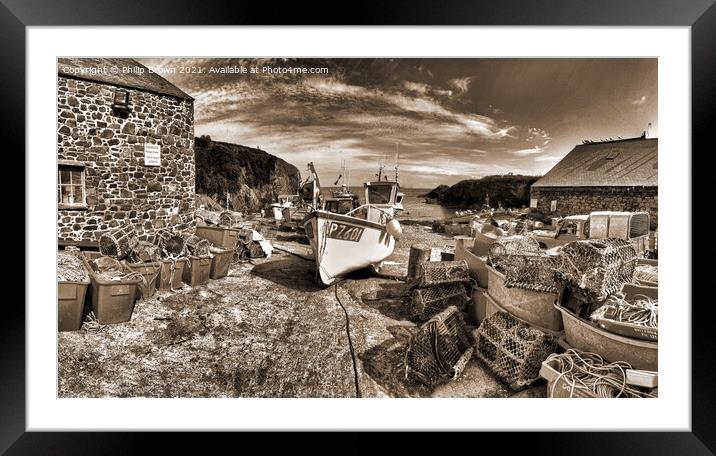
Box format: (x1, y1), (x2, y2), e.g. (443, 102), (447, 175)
(323, 195), (360, 214)
(364, 181), (400, 223)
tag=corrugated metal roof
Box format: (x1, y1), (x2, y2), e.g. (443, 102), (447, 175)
(58, 58), (193, 101)
(532, 137), (657, 188)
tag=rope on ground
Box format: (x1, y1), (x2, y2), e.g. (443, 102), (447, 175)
(334, 281), (362, 398)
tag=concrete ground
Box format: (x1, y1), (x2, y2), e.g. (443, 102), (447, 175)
(58, 222), (546, 398)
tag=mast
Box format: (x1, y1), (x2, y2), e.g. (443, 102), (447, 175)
(394, 142), (399, 183)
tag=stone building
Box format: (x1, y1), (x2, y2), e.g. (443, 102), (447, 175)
(530, 137), (658, 229)
(57, 58), (195, 246)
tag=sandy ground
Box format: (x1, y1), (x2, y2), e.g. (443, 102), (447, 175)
(58, 222), (546, 398)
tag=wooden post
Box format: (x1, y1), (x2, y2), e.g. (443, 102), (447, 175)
(407, 244), (431, 281)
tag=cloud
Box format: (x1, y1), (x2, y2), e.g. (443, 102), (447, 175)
(631, 95), (647, 105)
(447, 76), (475, 94)
(137, 58), (563, 187)
(534, 154), (562, 162)
(512, 146), (545, 156)
(527, 127), (551, 145)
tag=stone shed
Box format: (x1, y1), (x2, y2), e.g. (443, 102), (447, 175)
(530, 137), (658, 229)
(57, 58), (195, 246)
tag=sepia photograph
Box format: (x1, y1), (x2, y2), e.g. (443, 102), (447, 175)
(56, 57), (658, 399)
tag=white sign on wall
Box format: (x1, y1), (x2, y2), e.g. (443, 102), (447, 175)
(144, 144), (161, 166)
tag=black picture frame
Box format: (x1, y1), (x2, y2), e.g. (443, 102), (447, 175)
(6, 0), (710, 453)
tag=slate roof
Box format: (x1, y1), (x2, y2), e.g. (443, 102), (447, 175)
(532, 137), (657, 188)
(58, 58), (192, 101)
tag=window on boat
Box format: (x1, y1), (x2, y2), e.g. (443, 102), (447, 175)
(559, 221), (579, 236)
(367, 185), (393, 204)
(338, 200), (354, 214)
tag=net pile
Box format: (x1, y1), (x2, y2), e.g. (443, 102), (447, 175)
(195, 208), (221, 225)
(545, 349), (656, 398)
(57, 252), (89, 282)
(154, 229), (186, 257)
(634, 264), (658, 283)
(410, 282), (469, 321)
(487, 235), (541, 270)
(405, 306), (474, 386)
(590, 294), (658, 341)
(99, 225), (139, 260)
(414, 260), (470, 287)
(474, 312), (557, 390)
(554, 239), (637, 302)
(183, 234), (211, 257)
(126, 240), (161, 264)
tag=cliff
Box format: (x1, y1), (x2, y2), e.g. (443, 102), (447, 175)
(430, 175), (541, 208)
(194, 136), (301, 211)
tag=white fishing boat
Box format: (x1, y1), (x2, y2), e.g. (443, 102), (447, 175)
(302, 161), (403, 285)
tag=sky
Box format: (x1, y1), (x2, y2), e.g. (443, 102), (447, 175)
(138, 58), (657, 189)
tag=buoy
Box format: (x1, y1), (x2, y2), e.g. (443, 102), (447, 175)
(386, 218), (403, 239)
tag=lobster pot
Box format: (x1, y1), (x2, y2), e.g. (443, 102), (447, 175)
(474, 312), (557, 390)
(183, 234), (211, 257)
(99, 225), (139, 260)
(555, 239), (637, 302)
(154, 229), (185, 256)
(410, 283), (469, 321)
(219, 211), (235, 227)
(415, 260), (470, 287)
(405, 306), (474, 386)
(487, 235), (541, 270)
(501, 253), (560, 293)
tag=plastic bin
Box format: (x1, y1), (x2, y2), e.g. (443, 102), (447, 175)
(124, 261), (161, 299)
(485, 292), (564, 337)
(209, 248), (233, 279)
(454, 238), (489, 288)
(82, 256), (141, 325)
(555, 303), (657, 371)
(182, 256), (212, 287)
(157, 258), (188, 291)
(195, 226), (240, 250)
(58, 264), (90, 331)
(621, 283), (658, 300)
(486, 265), (563, 332)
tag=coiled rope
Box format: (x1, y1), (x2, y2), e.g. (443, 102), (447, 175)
(547, 349), (656, 398)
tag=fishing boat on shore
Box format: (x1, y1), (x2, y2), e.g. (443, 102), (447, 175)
(302, 161), (403, 285)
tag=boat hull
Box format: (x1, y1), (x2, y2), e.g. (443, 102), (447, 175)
(302, 210), (396, 285)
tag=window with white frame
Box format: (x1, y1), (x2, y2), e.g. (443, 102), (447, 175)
(58, 165), (86, 207)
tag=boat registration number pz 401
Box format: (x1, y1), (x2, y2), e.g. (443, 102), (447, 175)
(327, 222), (365, 242)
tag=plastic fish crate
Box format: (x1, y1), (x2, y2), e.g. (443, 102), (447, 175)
(539, 358), (597, 398)
(81, 256), (141, 325)
(124, 261), (161, 299)
(182, 256), (212, 287)
(455, 239), (489, 288)
(195, 226), (241, 250)
(58, 266), (90, 331)
(555, 303), (657, 371)
(209, 249), (233, 280)
(157, 258), (188, 291)
(486, 265), (563, 332)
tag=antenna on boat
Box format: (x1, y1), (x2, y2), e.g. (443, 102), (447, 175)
(394, 142), (400, 183)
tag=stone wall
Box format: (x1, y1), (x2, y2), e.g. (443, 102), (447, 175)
(57, 76), (195, 244)
(530, 186), (658, 229)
